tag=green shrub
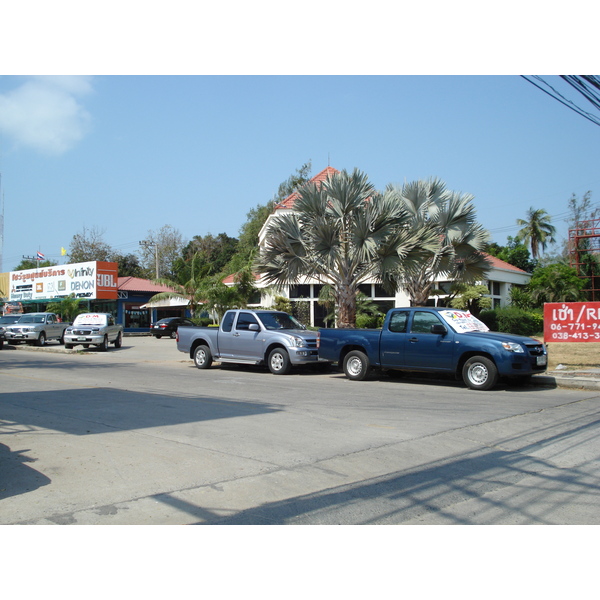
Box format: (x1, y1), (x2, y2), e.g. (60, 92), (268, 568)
(479, 307), (543, 336)
(478, 309), (497, 331)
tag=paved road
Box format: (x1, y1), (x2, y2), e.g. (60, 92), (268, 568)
(1, 337), (599, 524)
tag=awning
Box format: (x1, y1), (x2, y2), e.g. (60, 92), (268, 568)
(139, 296), (189, 309)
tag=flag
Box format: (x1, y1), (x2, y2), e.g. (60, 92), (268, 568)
(61, 247), (67, 256)
(36, 251), (45, 261)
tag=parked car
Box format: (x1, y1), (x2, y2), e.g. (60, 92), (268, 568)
(152, 317), (195, 339)
(3, 312), (70, 346)
(64, 313), (123, 351)
(0, 314), (22, 349)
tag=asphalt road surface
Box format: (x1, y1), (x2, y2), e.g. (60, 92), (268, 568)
(1, 336), (599, 525)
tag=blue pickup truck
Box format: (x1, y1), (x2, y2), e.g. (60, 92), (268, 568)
(317, 307), (548, 390)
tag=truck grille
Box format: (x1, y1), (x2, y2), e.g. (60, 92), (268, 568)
(525, 343), (545, 356)
(72, 329), (94, 335)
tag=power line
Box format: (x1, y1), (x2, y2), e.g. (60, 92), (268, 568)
(522, 75), (600, 127)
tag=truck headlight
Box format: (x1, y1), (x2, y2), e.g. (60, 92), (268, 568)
(501, 342), (524, 353)
(288, 336), (307, 348)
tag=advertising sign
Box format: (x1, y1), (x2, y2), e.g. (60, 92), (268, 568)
(9, 261), (118, 302)
(544, 302), (600, 342)
(439, 310), (489, 333)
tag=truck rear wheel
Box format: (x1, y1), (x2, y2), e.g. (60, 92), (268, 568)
(462, 356), (498, 391)
(343, 350), (371, 381)
(114, 332), (122, 348)
(194, 345), (213, 369)
(268, 348), (292, 375)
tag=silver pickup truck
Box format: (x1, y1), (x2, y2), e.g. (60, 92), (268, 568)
(176, 309), (325, 374)
(3, 312), (70, 346)
(64, 313), (123, 351)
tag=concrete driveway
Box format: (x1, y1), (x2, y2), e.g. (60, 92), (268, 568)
(1, 336), (599, 525)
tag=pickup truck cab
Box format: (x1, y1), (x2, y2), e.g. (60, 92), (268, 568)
(64, 313), (123, 351)
(318, 307), (548, 390)
(3, 312), (69, 346)
(177, 309), (324, 375)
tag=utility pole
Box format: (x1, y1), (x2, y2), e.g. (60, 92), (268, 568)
(139, 240), (159, 279)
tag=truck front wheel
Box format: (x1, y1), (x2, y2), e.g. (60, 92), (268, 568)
(462, 356), (498, 391)
(36, 332), (46, 347)
(343, 350), (371, 381)
(268, 348), (292, 375)
(194, 345), (213, 369)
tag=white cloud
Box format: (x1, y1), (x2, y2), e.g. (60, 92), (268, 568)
(0, 76), (93, 155)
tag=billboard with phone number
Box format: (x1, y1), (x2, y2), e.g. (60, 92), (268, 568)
(544, 302), (600, 342)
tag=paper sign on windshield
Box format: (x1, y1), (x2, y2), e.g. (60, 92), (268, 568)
(74, 314), (107, 326)
(439, 310), (489, 333)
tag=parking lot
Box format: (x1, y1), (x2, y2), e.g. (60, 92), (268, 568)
(1, 335), (600, 525)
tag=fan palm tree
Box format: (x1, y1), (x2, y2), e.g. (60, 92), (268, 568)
(255, 168), (440, 328)
(515, 207), (556, 260)
(386, 178), (491, 306)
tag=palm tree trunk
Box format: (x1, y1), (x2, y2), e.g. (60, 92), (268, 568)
(336, 282), (357, 328)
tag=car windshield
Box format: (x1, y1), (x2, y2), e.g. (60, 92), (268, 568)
(19, 315), (45, 323)
(257, 312), (304, 330)
(0, 315), (21, 324)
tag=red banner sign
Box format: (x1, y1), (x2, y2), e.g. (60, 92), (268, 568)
(544, 302), (600, 342)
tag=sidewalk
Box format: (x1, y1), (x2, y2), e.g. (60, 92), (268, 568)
(539, 367), (600, 391)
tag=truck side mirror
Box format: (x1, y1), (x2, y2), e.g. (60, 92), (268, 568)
(431, 324), (447, 335)
(248, 323), (260, 331)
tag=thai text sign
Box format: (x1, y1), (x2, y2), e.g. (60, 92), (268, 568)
(9, 261), (118, 302)
(544, 302), (600, 342)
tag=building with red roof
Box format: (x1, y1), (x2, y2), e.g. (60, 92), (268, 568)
(251, 166), (533, 326)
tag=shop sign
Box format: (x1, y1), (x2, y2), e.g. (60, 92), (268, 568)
(9, 261), (118, 302)
(544, 302), (600, 342)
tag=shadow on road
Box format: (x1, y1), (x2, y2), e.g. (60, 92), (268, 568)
(0, 442), (51, 500)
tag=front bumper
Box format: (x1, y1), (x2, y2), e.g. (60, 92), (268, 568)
(64, 334), (105, 345)
(288, 348), (326, 365)
(4, 331), (38, 341)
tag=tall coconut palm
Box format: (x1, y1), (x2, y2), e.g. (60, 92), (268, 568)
(516, 207), (556, 260)
(255, 168), (440, 328)
(386, 178), (491, 306)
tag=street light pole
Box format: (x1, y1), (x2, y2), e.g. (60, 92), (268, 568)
(139, 240), (159, 279)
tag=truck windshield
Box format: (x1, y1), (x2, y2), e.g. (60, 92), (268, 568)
(258, 312), (304, 330)
(19, 315), (45, 323)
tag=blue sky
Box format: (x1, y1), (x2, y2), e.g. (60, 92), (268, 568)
(0, 74), (598, 272)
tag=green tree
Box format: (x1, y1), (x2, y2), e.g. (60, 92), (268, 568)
(12, 258), (57, 271)
(176, 232), (239, 283)
(111, 252), (145, 278)
(46, 294), (85, 323)
(485, 237), (537, 272)
(527, 263), (587, 306)
(256, 168), (440, 328)
(386, 177), (491, 306)
(448, 283), (492, 315)
(150, 253), (207, 317)
(515, 207), (557, 260)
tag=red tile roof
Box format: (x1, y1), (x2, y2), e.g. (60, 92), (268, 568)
(275, 166), (340, 210)
(118, 277), (176, 293)
(483, 254), (529, 274)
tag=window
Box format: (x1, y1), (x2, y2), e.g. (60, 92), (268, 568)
(236, 312), (259, 330)
(289, 285), (311, 298)
(388, 311), (408, 333)
(411, 311), (442, 334)
(221, 312), (235, 332)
